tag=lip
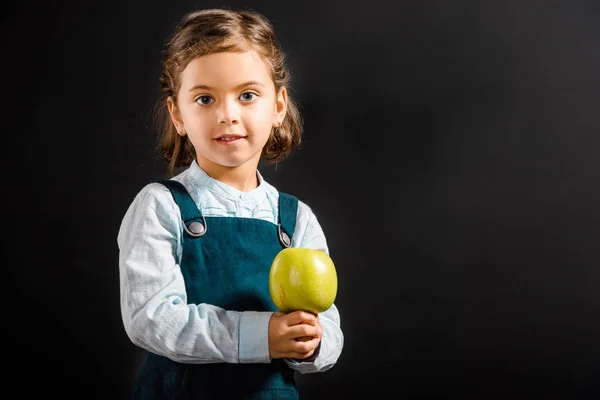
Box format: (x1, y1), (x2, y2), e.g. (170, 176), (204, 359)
(214, 134), (247, 140)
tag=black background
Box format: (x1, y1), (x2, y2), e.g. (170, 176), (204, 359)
(4, 0), (600, 398)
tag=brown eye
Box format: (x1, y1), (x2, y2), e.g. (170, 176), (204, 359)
(196, 95), (214, 105)
(239, 92), (256, 102)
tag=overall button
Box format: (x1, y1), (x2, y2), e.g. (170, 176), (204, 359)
(183, 216), (207, 237)
(278, 224), (291, 247)
(189, 222), (205, 235)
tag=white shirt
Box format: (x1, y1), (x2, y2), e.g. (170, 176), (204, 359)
(117, 160), (343, 374)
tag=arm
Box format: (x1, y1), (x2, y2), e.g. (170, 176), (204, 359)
(283, 202), (345, 374)
(117, 183), (272, 364)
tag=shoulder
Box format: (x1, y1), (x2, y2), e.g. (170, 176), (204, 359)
(262, 182), (326, 248)
(129, 166), (195, 209)
(296, 197), (317, 222)
(117, 180), (184, 247)
(131, 181), (176, 207)
(262, 176), (317, 213)
(261, 180), (315, 219)
(292, 196), (329, 252)
(121, 180), (184, 227)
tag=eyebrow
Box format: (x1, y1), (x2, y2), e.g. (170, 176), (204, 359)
(188, 80), (266, 92)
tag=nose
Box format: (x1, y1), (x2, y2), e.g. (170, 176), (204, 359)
(217, 98), (240, 125)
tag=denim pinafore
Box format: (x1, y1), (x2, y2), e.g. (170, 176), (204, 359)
(131, 179), (300, 399)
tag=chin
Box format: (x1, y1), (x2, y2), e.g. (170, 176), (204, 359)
(216, 158), (250, 168)
(202, 153), (260, 169)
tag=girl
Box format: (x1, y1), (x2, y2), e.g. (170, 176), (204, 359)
(117, 8), (344, 399)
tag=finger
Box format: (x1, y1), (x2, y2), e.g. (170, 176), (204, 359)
(314, 317), (322, 330)
(291, 336), (321, 355)
(287, 348), (315, 360)
(288, 323), (322, 339)
(286, 310), (318, 326)
(290, 349), (315, 360)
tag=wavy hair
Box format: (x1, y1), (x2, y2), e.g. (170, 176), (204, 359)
(153, 8), (303, 176)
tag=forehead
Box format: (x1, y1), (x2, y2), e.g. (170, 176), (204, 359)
(179, 51), (274, 90)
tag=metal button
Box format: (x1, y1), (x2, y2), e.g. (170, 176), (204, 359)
(278, 224), (291, 247)
(183, 216), (207, 237)
(189, 222), (205, 235)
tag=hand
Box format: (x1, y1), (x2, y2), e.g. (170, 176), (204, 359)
(268, 310), (323, 360)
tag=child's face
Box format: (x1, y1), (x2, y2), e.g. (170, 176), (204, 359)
(170, 50), (286, 171)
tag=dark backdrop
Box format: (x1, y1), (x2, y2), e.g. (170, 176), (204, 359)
(4, 0), (600, 398)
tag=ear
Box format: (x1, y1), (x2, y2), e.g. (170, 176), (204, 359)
(167, 96), (186, 136)
(273, 87), (288, 127)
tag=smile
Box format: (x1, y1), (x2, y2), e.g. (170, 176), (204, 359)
(214, 135), (247, 143)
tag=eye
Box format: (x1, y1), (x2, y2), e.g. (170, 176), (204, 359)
(195, 95), (214, 105)
(239, 92), (257, 102)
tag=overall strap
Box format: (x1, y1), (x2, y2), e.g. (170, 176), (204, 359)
(277, 192), (298, 240)
(155, 179), (208, 238)
(155, 179), (202, 221)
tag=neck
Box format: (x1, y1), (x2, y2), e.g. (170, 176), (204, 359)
(197, 158), (260, 192)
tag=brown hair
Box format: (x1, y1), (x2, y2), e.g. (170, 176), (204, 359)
(153, 8), (303, 177)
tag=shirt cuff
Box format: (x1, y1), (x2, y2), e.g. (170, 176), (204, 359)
(238, 311), (273, 364)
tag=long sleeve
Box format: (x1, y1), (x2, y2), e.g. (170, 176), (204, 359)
(284, 204), (345, 374)
(117, 183), (272, 364)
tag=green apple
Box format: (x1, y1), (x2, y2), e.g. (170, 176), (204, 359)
(269, 248), (338, 314)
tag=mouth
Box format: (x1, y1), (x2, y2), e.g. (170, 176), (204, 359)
(214, 134), (247, 143)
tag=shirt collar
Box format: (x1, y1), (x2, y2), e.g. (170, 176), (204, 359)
(187, 160), (267, 203)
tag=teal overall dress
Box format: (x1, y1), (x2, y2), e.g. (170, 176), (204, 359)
(131, 179), (300, 399)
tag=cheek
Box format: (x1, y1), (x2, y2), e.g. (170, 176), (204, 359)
(184, 110), (211, 130)
(253, 106), (277, 127)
